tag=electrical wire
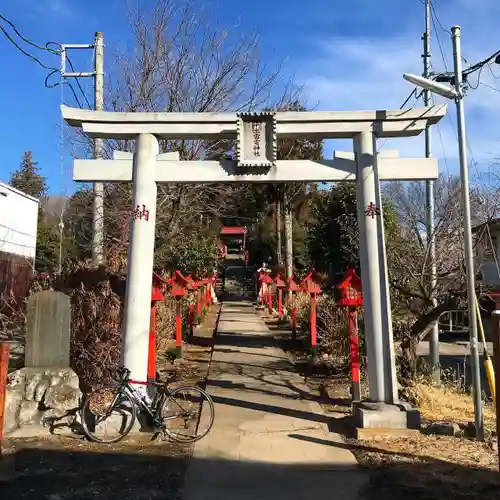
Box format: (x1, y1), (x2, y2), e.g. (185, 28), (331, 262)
(426, 4), (486, 190)
(480, 81), (500, 93)
(0, 23), (56, 70)
(0, 15), (92, 109)
(66, 57), (93, 108)
(377, 88), (422, 152)
(429, 1), (449, 36)
(0, 14), (59, 54)
(430, 3), (449, 72)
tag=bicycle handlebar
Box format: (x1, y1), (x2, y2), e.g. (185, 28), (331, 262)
(117, 365), (131, 380)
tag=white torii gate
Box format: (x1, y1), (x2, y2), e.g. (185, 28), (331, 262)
(62, 104), (447, 410)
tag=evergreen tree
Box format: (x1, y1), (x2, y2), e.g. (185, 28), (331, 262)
(9, 152), (59, 272)
(9, 151), (47, 198)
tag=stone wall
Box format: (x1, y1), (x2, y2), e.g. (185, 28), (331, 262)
(5, 367), (82, 437)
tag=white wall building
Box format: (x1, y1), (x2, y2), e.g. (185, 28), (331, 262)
(0, 182), (39, 261)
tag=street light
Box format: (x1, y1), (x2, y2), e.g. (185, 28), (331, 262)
(403, 25), (484, 441)
(402, 73), (459, 100)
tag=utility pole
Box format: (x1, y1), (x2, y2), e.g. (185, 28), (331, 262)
(451, 26), (484, 440)
(93, 32), (105, 264)
(60, 33), (105, 264)
(423, 0), (440, 384)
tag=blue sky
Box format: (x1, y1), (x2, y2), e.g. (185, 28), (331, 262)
(1, 0), (499, 195)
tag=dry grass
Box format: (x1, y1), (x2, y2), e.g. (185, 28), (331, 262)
(351, 434), (500, 500)
(405, 379), (496, 431)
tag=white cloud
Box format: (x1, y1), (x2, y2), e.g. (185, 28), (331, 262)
(47, 0), (74, 17)
(298, 2), (500, 178)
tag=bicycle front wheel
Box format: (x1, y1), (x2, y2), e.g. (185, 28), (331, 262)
(160, 385), (214, 443)
(81, 385), (137, 444)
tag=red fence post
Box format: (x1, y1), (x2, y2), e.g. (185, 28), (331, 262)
(337, 268), (364, 401)
(175, 298), (182, 348)
(196, 286), (202, 323)
(310, 292), (317, 350)
(170, 270), (189, 355)
(275, 274), (286, 320)
(0, 343), (10, 453)
(289, 276), (300, 341)
(148, 305), (157, 387)
(149, 272), (167, 394)
(188, 302), (194, 334)
(267, 285), (273, 313)
(301, 272), (321, 352)
(260, 278), (265, 306)
(348, 308), (361, 400)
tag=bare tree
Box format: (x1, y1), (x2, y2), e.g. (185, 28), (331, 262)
(67, 0), (294, 268)
(384, 174), (499, 343)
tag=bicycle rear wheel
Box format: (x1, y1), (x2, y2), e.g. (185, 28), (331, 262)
(81, 385), (137, 444)
(160, 385), (214, 443)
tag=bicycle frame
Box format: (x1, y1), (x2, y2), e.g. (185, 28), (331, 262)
(112, 377), (186, 426)
(126, 379), (167, 424)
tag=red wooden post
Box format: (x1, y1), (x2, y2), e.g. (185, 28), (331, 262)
(175, 299), (182, 347)
(258, 271), (268, 306)
(170, 271), (188, 353)
(188, 303), (194, 333)
(206, 280), (211, 307)
(196, 286), (202, 323)
(149, 272), (167, 393)
(292, 300), (297, 337)
(148, 306), (157, 384)
(275, 274), (286, 320)
(267, 281), (273, 312)
(186, 276), (195, 336)
(348, 308), (361, 400)
(0, 343), (10, 452)
(200, 280), (205, 310)
(310, 292), (317, 348)
(289, 276), (300, 341)
(301, 272), (322, 352)
(337, 268), (364, 401)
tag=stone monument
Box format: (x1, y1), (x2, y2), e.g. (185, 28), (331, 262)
(4, 291), (82, 437)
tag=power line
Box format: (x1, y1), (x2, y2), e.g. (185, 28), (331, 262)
(378, 88), (423, 151)
(0, 14), (59, 54)
(429, 1), (448, 35)
(429, 2), (449, 71)
(0, 15), (91, 109)
(0, 23), (56, 70)
(480, 81), (500, 93)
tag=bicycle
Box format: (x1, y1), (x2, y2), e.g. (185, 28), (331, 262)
(80, 366), (215, 444)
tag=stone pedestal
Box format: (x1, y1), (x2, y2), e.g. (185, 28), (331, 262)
(5, 367), (82, 438)
(352, 401), (421, 438)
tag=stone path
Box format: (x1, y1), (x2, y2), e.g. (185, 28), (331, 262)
(182, 300), (366, 500)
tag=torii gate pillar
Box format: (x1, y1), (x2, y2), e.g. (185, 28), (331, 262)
(355, 131), (397, 404)
(121, 134), (159, 383)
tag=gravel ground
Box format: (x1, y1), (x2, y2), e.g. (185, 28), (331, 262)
(0, 436), (191, 500)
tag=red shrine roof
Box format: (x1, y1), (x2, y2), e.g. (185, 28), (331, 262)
(220, 226), (247, 236)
